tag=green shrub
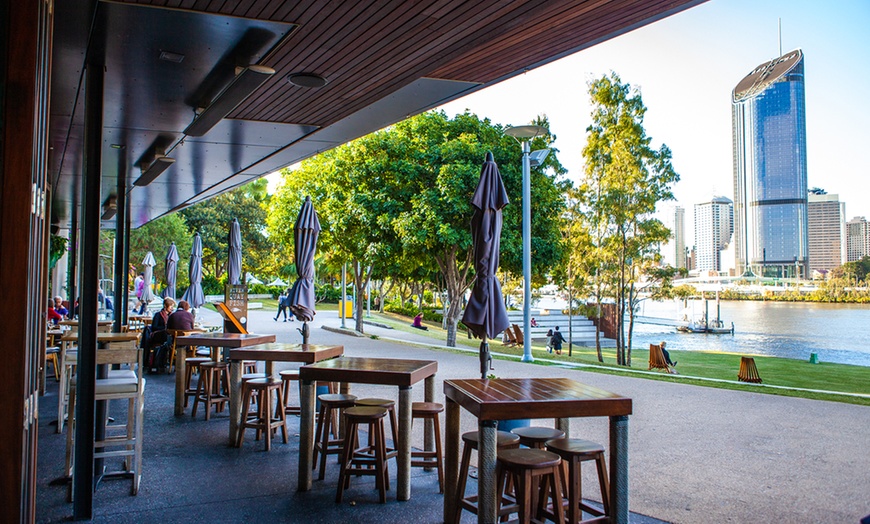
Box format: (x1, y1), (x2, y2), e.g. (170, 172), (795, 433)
(202, 274), (223, 295)
(317, 284), (343, 303)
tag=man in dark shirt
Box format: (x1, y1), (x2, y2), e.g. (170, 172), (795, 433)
(167, 300), (195, 330)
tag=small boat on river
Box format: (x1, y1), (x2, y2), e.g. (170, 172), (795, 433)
(675, 293), (735, 335)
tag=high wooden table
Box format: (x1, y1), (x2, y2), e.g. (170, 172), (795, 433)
(226, 343), (344, 445)
(442, 378), (633, 524)
(173, 332), (276, 416)
(298, 357), (438, 501)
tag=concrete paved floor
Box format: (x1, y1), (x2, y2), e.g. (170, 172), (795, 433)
(36, 307), (870, 523)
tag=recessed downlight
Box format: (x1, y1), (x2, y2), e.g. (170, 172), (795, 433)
(159, 50), (185, 63)
(287, 72), (328, 88)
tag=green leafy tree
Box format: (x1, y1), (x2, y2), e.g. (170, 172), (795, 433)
(581, 73), (679, 366)
(269, 111), (567, 344)
(181, 180), (271, 281)
(128, 213), (192, 294)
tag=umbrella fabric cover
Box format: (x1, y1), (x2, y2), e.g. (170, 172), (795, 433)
(182, 233), (205, 308)
(227, 218), (242, 286)
(163, 242), (179, 299)
(141, 251), (156, 304)
(461, 153), (511, 340)
(287, 196), (321, 322)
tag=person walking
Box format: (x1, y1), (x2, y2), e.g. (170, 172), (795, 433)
(550, 326), (566, 355)
(274, 290), (289, 321)
(545, 328), (554, 353)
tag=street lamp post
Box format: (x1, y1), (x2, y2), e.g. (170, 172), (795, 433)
(505, 125), (548, 363)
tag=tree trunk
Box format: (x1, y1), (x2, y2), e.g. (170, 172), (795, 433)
(434, 246), (472, 348)
(352, 259), (371, 334)
(627, 280), (635, 367)
(594, 277), (603, 362)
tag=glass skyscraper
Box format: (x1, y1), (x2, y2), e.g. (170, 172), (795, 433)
(732, 49), (808, 278)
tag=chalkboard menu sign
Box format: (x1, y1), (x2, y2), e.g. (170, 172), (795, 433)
(224, 283), (248, 333)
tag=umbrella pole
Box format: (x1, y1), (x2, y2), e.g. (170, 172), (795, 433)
(479, 336), (492, 379)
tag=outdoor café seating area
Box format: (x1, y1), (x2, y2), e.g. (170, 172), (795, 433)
(37, 310), (636, 524)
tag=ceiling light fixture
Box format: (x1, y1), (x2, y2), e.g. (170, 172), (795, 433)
(134, 155), (175, 186)
(286, 72), (328, 88)
(183, 65), (275, 137)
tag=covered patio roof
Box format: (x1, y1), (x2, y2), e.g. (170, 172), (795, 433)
(49, 0), (706, 229)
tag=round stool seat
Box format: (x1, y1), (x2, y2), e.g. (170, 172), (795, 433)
(545, 437), (605, 457)
(412, 401), (444, 415)
(195, 347), (211, 357)
(246, 377), (282, 388)
(200, 361), (228, 369)
(355, 397), (394, 408)
(318, 393), (357, 407)
(511, 426), (565, 448)
(498, 448), (562, 470)
(242, 372), (267, 382)
(279, 370), (299, 379)
(343, 406), (387, 421)
(185, 357), (211, 365)
(462, 430), (520, 449)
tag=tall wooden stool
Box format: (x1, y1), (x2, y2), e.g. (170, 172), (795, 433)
(511, 426), (565, 449)
(411, 401), (444, 493)
(236, 377), (287, 450)
(336, 406), (390, 503)
(314, 393), (357, 480)
(454, 430), (521, 523)
(191, 361), (229, 420)
(46, 346), (60, 382)
(184, 357), (211, 408)
(279, 370), (301, 415)
(354, 398), (398, 458)
(496, 448), (565, 524)
(243, 360), (258, 374)
(545, 438), (610, 523)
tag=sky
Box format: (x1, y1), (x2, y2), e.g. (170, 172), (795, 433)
(435, 0), (870, 248)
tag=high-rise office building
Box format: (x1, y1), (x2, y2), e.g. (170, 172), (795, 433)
(694, 197), (733, 272)
(807, 192), (846, 273)
(660, 205), (686, 269)
(732, 49), (808, 278)
(846, 216), (870, 261)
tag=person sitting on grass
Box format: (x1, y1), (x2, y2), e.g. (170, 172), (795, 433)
(411, 312), (428, 330)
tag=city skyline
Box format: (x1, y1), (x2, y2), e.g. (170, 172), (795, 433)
(436, 0), (870, 248)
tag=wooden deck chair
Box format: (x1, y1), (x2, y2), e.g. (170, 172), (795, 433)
(648, 344), (670, 372)
(512, 324), (524, 346)
(738, 356), (762, 383)
(501, 327), (517, 346)
(166, 328), (203, 374)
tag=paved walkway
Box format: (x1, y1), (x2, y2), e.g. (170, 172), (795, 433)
(35, 307), (870, 523)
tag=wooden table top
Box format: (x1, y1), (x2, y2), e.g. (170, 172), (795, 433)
(444, 377), (632, 421)
(60, 331), (141, 343)
(175, 332), (276, 347)
(229, 343), (343, 363)
(60, 319), (114, 326)
(300, 356), (437, 387)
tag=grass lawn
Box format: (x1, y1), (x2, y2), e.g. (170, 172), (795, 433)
(365, 311), (870, 406)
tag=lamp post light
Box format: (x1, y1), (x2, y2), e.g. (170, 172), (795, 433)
(505, 124), (549, 363)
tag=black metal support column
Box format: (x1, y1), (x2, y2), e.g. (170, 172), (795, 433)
(113, 158), (127, 333)
(67, 200), (78, 318)
(72, 47), (104, 521)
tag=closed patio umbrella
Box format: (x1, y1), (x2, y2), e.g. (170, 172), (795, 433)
(461, 152), (511, 378)
(163, 242), (179, 299)
(227, 218), (242, 286)
(182, 233), (205, 308)
(141, 251), (156, 306)
(287, 196), (321, 343)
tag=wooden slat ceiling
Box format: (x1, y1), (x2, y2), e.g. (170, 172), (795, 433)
(49, 0), (705, 228)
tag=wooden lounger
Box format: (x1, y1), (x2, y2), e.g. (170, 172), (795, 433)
(648, 344), (670, 372)
(738, 356), (762, 383)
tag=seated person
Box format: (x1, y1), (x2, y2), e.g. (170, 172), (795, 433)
(167, 300), (195, 331)
(47, 299), (62, 325)
(660, 340), (677, 367)
(411, 312), (428, 330)
(531, 317), (538, 327)
(53, 296), (69, 318)
(145, 298), (176, 372)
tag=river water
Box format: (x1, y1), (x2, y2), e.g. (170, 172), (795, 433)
(631, 300), (870, 367)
